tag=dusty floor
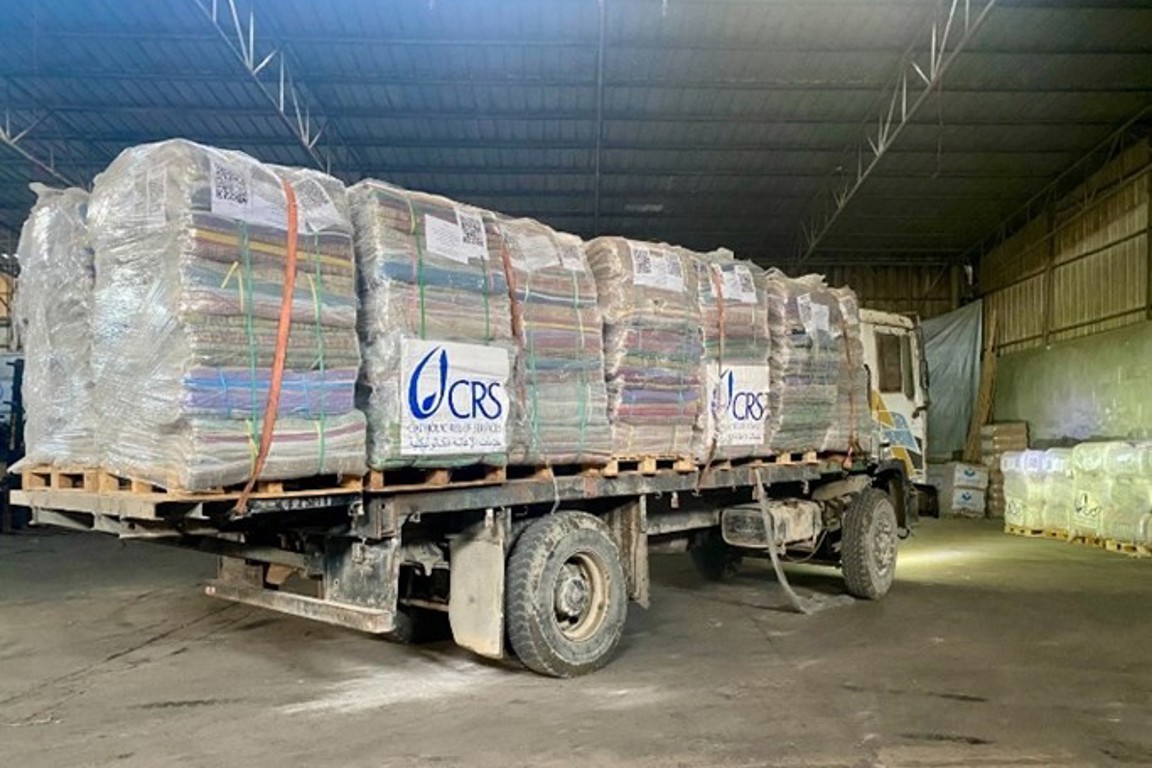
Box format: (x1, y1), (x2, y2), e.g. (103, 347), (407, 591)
(0, 519), (1149, 767)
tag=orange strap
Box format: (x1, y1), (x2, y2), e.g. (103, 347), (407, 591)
(234, 180), (299, 514)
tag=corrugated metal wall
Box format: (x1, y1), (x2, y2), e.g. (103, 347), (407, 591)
(825, 264), (956, 320)
(981, 140), (1151, 353)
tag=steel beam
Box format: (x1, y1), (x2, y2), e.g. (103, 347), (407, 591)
(0, 110), (81, 188)
(188, 0), (347, 171)
(592, 0), (607, 234)
(796, 0), (999, 262)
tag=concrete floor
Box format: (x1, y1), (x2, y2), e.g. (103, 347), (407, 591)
(0, 519), (1149, 768)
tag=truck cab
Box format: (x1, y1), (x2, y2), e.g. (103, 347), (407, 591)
(860, 309), (929, 523)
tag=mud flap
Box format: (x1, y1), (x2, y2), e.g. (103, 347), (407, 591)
(448, 510), (509, 659)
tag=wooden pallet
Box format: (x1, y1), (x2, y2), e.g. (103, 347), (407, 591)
(1004, 524), (1045, 538)
(600, 455), (696, 478)
(1043, 529), (1070, 541)
(1102, 539), (1151, 558)
(19, 465), (362, 497)
(366, 464), (507, 493)
(1067, 533), (1104, 549)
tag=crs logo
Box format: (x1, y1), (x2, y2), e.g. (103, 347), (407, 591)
(407, 346), (504, 421)
(715, 368), (768, 422)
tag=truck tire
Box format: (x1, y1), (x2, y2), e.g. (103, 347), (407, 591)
(841, 488), (898, 600)
(505, 511), (628, 677)
(689, 529), (742, 581)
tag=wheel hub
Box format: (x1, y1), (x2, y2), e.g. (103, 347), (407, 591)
(554, 563), (591, 618)
(872, 517), (896, 575)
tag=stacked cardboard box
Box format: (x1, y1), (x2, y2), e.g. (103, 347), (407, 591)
(980, 422), (1028, 518)
(927, 462), (990, 518)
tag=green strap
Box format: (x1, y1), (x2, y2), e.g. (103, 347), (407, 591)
(240, 222), (260, 471)
(405, 195), (428, 340)
(311, 233), (327, 473)
(523, 274), (543, 459)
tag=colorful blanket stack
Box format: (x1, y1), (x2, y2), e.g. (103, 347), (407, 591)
(762, 270), (843, 453)
(87, 140), (365, 490)
(692, 250), (771, 461)
(822, 287), (871, 453)
(497, 218), (612, 465)
(349, 180), (514, 469)
(585, 237), (702, 458)
(15, 184), (99, 467)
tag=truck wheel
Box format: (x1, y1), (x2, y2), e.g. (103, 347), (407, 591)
(841, 489), (898, 600)
(505, 511), (628, 677)
(690, 529), (742, 581)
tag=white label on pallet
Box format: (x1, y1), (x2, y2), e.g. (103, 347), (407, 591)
(628, 242), (684, 293)
(705, 363), (770, 447)
(400, 338), (510, 456)
(721, 264), (758, 304)
(210, 158), (287, 229)
(293, 177), (344, 234)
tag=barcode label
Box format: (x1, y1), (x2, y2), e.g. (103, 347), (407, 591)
(211, 161), (249, 219)
(294, 177), (344, 233)
(455, 208), (489, 261)
(627, 242), (684, 293)
(721, 264), (757, 304)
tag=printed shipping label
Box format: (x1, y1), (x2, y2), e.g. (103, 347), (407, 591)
(210, 159), (288, 230)
(721, 264), (758, 304)
(706, 363), (770, 447)
(424, 208), (490, 264)
(628, 242), (684, 293)
(293, 177), (344, 233)
(400, 338), (510, 456)
(508, 232), (560, 272)
(141, 166), (167, 225)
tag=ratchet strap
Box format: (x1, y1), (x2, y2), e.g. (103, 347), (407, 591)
(234, 179), (299, 514)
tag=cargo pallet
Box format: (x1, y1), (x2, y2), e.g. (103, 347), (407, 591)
(1003, 524), (1045, 538)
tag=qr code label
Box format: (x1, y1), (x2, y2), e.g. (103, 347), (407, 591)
(627, 242), (684, 293)
(293, 178), (344, 233)
(211, 161), (250, 220)
(721, 264), (758, 304)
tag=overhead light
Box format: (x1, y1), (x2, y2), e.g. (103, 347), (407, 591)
(624, 203), (664, 213)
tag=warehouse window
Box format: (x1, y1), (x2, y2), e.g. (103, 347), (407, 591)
(876, 332), (914, 396)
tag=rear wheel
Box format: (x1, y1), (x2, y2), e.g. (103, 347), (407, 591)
(841, 489), (898, 599)
(505, 511), (628, 677)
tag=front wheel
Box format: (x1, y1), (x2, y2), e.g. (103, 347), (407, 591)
(505, 511), (628, 677)
(841, 489), (899, 600)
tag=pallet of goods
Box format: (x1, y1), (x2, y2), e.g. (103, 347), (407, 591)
(927, 461), (990, 518)
(980, 421), (1028, 518)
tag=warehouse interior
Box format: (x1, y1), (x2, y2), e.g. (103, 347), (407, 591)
(1, 1), (1150, 766)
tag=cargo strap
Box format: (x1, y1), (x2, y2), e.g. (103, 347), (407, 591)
(234, 179), (299, 514)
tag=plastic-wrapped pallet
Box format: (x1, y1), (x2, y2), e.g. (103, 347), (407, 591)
(761, 270), (842, 453)
(928, 461), (989, 518)
(13, 184), (98, 467)
(1070, 441), (1112, 538)
(1041, 447), (1076, 536)
(495, 217), (612, 465)
(88, 139), (366, 490)
(585, 237), (702, 458)
(822, 287), (871, 454)
(1002, 450), (1045, 530)
(692, 250), (770, 462)
(349, 180), (514, 469)
(1097, 442), (1152, 547)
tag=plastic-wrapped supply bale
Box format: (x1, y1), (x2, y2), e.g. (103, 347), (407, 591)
(1071, 441), (1113, 538)
(585, 237), (702, 458)
(88, 139), (365, 490)
(1003, 450), (1045, 529)
(349, 180), (514, 469)
(822, 287), (871, 454)
(495, 218), (612, 465)
(762, 270), (841, 453)
(1098, 442), (1152, 547)
(1041, 448), (1076, 536)
(691, 251), (770, 462)
(13, 184), (98, 467)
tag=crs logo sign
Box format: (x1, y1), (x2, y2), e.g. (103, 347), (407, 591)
(407, 345), (504, 421)
(715, 368), (768, 422)
(400, 339), (510, 456)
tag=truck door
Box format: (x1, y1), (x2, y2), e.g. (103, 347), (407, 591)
(862, 322), (927, 484)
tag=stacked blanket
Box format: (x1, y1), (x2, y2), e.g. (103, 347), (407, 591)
(87, 140), (365, 490)
(15, 184), (99, 467)
(496, 218), (612, 465)
(585, 237), (702, 458)
(821, 287), (871, 454)
(692, 250), (771, 461)
(349, 180), (514, 469)
(762, 270), (843, 453)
